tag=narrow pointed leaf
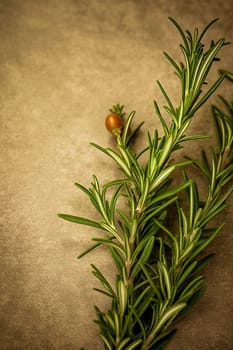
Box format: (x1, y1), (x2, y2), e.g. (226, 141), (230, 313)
(58, 214), (103, 229)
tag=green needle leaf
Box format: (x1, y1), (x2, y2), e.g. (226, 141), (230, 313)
(58, 214), (103, 229)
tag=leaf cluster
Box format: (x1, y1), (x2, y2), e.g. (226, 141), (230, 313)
(58, 18), (232, 350)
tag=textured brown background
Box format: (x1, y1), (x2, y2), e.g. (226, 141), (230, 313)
(0, 0), (233, 349)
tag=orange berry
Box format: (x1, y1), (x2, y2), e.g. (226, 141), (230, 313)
(105, 113), (123, 135)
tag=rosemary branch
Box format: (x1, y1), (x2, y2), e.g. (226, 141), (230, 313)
(58, 18), (232, 350)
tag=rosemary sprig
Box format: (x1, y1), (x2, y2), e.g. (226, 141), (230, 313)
(58, 18), (232, 350)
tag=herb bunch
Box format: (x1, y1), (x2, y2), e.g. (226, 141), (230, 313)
(58, 18), (233, 350)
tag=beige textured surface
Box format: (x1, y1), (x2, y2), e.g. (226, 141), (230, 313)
(0, 0), (233, 349)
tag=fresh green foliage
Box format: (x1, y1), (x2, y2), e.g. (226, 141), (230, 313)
(58, 18), (232, 350)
